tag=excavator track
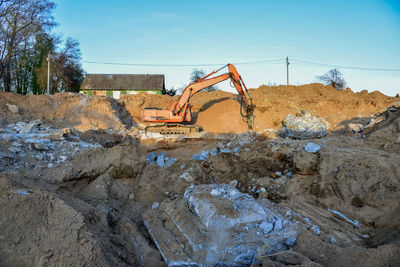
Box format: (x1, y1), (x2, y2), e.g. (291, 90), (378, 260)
(145, 123), (202, 135)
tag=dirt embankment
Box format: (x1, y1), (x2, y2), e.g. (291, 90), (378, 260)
(0, 92), (135, 132)
(1, 83), (398, 134)
(120, 83), (398, 133)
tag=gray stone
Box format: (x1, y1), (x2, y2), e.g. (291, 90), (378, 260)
(210, 188), (223, 197)
(259, 221), (274, 234)
(180, 172), (194, 183)
(304, 142), (321, 153)
(192, 153), (206, 160)
(330, 236), (337, 244)
(33, 142), (50, 151)
(285, 209), (292, 218)
(201, 150), (209, 159)
(146, 151), (157, 165)
(156, 152), (166, 167)
(165, 157), (177, 168)
(284, 237), (296, 247)
(34, 154), (44, 161)
(210, 147), (218, 156)
(143, 184), (298, 266)
(229, 179), (238, 188)
(311, 225), (321, 235)
(279, 111), (329, 139)
(6, 104), (19, 114)
(274, 218), (283, 231)
(48, 153), (55, 161)
(20, 120), (41, 134)
(220, 148), (230, 153)
(152, 202), (160, 209)
(8, 146), (21, 153)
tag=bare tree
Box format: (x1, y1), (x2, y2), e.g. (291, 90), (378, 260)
(162, 87), (176, 96)
(190, 68), (217, 92)
(36, 38), (84, 93)
(0, 0), (56, 91)
(317, 68), (347, 90)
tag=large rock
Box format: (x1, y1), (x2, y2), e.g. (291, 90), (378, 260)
(143, 184), (297, 266)
(6, 104), (19, 114)
(279, 111), (329, 139)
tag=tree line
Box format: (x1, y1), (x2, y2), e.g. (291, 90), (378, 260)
(0, 0), (84, 94)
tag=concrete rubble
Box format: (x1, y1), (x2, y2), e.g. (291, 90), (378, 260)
(279, 110), (330, 139)
(0, 89), (399, 266)
(146, 151), (177, 167)
(143, 184), (298, 266)
(0, 120), (100, 174)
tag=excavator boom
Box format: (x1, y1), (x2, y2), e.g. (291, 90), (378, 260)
(143, 64), (255, 134)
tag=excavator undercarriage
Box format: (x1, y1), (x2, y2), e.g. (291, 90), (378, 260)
(145, 123), (202, 135)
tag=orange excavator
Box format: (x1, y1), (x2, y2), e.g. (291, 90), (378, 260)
(142, 64), (255, 134)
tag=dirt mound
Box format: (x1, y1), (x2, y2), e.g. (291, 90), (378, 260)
(2, 83), (397, 135)
(120, 83), (399, 134)
(0, 92), (136, 132)
(251, 83), (397, 132)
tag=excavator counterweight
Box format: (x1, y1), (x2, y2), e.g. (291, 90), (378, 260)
(142, 64), (255, 134)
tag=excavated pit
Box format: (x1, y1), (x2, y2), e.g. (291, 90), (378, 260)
(1, 87), (400, 266)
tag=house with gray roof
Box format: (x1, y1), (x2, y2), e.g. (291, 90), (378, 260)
(80, 74), (165, 99)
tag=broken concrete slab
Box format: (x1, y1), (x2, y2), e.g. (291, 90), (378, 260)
(279, 111), (329, 139)
(143, 184), (297, 266)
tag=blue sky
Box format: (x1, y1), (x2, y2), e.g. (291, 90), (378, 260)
(54, 0), (400, 96)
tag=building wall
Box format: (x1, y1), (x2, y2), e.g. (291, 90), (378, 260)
(79, 90), (162, 99)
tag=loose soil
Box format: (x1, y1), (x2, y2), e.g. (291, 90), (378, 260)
(0, 83), (399, 266)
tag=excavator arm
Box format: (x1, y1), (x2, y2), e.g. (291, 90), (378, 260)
(143, 64), (255, 133)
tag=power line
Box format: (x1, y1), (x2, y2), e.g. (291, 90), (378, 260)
(81, 58), (285, 67)
(291, 59), (400, 72)
(80, 57), (400, 72)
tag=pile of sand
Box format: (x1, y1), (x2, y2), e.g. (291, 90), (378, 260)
(121, 83), (398, 133)
(1, 83), (398, 134)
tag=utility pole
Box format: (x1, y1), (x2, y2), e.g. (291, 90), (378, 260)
(286, 56), (289, 85)
(47, 52), (50, 95)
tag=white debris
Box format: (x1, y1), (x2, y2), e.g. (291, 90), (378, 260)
(210, 189), (223, 197)
(259, 221), (274, 234)
(180, 172), (195, 183)
(304, 142), (321, 153)
(311, 225), (321, 235)
(229, 179), (238, 188)
(328, 208), (359, 227)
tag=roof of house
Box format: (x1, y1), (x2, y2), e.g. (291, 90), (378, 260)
(80, 74), (165, 91)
